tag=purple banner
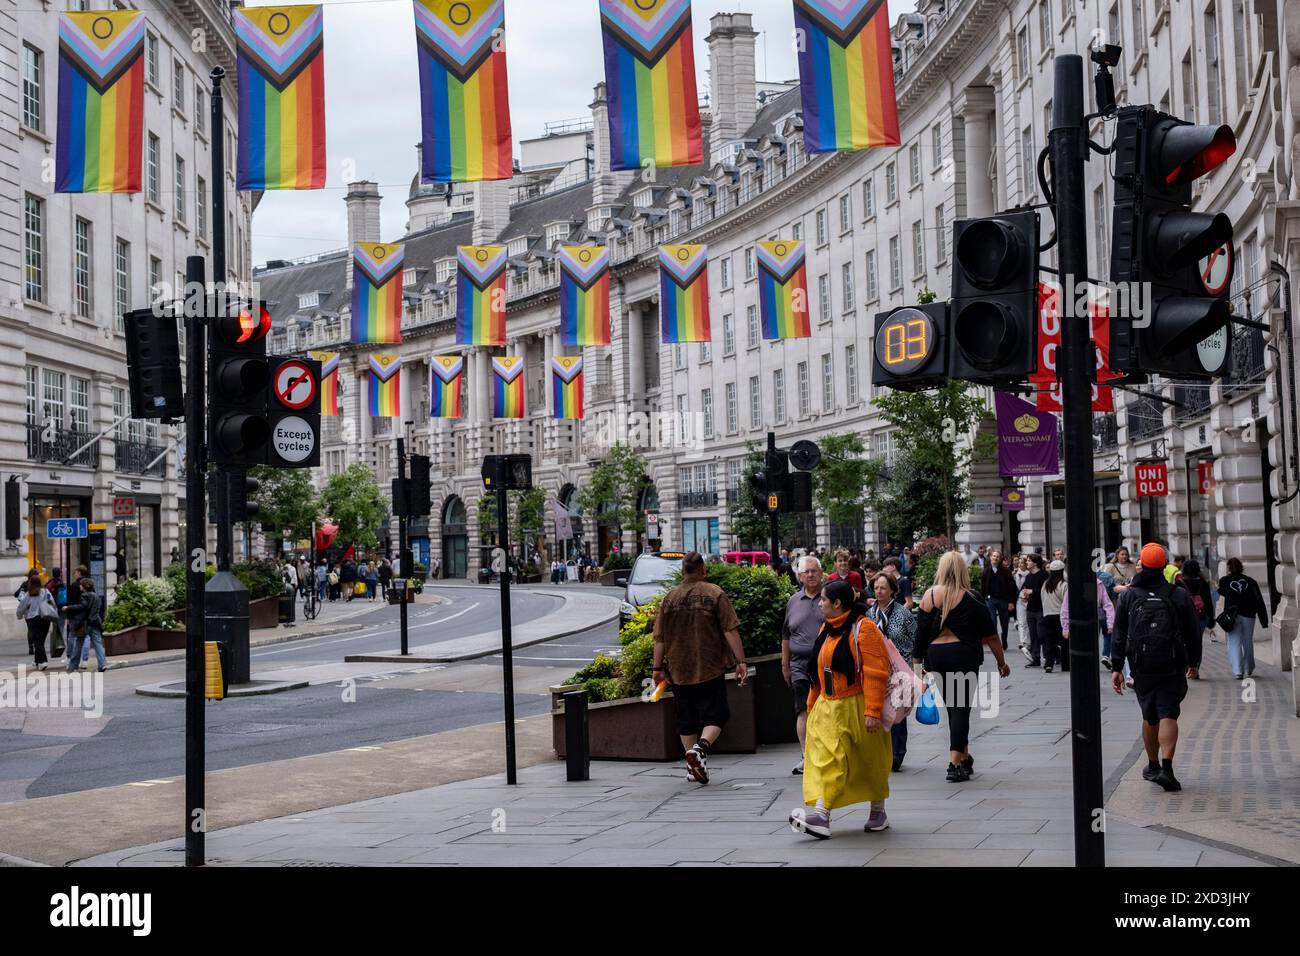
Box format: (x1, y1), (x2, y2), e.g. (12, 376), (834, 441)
(1001, 487), (1026, 512)
(995, 392), (1059, 478)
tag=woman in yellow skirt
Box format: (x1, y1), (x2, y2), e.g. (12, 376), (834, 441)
(790, 579), (893, 838)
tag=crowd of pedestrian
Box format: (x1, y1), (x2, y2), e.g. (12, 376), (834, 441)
(11, 564), (104, 673)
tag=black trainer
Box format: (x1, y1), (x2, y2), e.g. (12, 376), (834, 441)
(1142, 762), (1160, 781)
(961, 754), (974, 775)
(1154, 767), (1182, 792)
(945, 762), (970, 782)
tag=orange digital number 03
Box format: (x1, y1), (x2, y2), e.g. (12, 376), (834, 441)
(885, 321), (907, 364)
(905, 318), (927, 359)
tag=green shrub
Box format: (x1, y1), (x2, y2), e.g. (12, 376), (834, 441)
(615, 632), (655, 701)
(232, 559), (286, 600)
(913, 555), (940, 594)
(104, 577), (178, 632)
(565, 653), (617, 685)
(163, 560), (214, 609)
(602, 551), (633, 572)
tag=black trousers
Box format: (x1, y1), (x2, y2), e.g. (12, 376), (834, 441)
(986, 597), (1011, 648)
(1038, 615), (1065, 669)
(924, 640), (983, 755)
(25, 618), (49, 666)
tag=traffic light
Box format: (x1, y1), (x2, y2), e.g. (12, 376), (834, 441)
(208, 469), (260, 524)
(748, 470), (769, 513)
(123, 307), (184, 419)
(785, 471), (813, 513)
(408, 454), (432, 517)
(1109, 106), (1236, 379)
(391, 477), (409, 517)
(871, 303), (948, 392)
(482, 454), (532, 491)
(949, 209), (1040, 383)
(208, 300), (272, 466)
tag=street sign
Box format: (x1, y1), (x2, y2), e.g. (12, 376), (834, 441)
(47, 517), (88, 539)
(112, 496), (136, 519)
(272, 359), (318, 410)
(270, 415), (316, 465)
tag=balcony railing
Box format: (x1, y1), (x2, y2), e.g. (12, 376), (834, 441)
(27, 425), (100, 468)
(116, 439), (168, 478)
(1094, 413), (1118, 452)
(678, 489), (718, 509)
(1172, 384), (1211, 423)
(1223, 323), (1267, 399)
(1127, 395), (1165, 440)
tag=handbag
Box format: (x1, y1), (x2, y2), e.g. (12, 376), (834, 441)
(915, 680), (941, 725)
(39, 591), (59, 621)
(354, 581), (367, 596)
(1215, 607), (1238, 631)
(881, 637), (924, 730)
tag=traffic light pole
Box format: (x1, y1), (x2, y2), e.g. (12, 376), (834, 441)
(1050, 55), (1106, 868)
(496, 483), (518, 785)
(397, 437), (410, 657)
(766, 431), (779, 567)
(183, 254), (207, 868)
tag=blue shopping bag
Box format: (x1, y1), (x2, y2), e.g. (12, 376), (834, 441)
(915, 684), (941, 725)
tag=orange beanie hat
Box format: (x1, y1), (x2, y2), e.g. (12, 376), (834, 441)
(1139, 543), (1167, 569)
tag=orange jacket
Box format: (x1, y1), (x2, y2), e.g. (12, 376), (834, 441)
(806, 616), (891, 719)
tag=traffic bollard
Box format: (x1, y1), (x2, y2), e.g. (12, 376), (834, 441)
(564, 690), (589, 782)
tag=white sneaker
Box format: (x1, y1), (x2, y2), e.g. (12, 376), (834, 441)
(685, 745), (709, 785)
(1020, 644), (1033, 663)
(792, 758), (804, 775)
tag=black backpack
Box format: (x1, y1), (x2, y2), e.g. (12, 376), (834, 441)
(1127, 584), (1181, 676)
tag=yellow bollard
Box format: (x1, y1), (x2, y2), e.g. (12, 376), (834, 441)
(204, 641), (225, 701)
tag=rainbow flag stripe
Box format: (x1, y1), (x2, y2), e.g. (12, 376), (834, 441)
(559, 246), (611, 347)
(658, 244), (710, 343)
(456, 245), (508, 346)
(492, 356), (525, 419)
(551, 356), (584, 420)
(430, 354), (466, 419)
(414, 0), (513, 184)
(311, 351), (340, 416)
(757, 240), (811, 340)
(235, 5), (327, 191)
(351, 242), (405, 344)
(599, 0), (702, 171)
(369, 354), (402, 417)
(55, 11), (145, 193)
(794, 0), (900, 152)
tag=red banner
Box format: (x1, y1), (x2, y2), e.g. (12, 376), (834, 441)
(1136, 463), (1169, 497)
(1034, 283), (1114, 413)
(1197, 461), (1215, 496)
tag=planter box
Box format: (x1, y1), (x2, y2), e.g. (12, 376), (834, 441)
(551, 673), (756, 761)
(146, 628), (187, 652)
(249, 596), (279, 630)
(598, 569), (630, 588)
(751, 652), (799, 745)
(104, 626), (149, 656)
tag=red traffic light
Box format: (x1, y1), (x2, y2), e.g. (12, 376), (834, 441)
(236, 302), (272, 344)
(1153, 119), (1236, 186)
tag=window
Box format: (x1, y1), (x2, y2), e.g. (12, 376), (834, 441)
(746, 305), (759, 348)
(23, 193), (43, 302)
(1132, 0), (1144, 46)
(146, 33), (159, 86)
(816, 209), (827, 244)
(912, 221), (925, 276)
(699, 341), (711, 363)
(195, 84), (205, 134)
(839, 194), (851, 232)
(864, 250), (878, 302)
(722, 313), (735, 355)
(114, 238), (130, 329)
(841, 261), (854, 311)
(1094, 186), (1109, 273)
(931, 124), (942, 169)
(744, 247), (755, 280)
(1108, 4), (1122, 50)
(26, 367), (37, 431)
(147, 134), (160, 204)
(746, 377), (760, 429)
(909, 143), (920, 186)
(885, 162), (897, 203)
(888, 236), (902, 290)
(70, 377), (90, 433)
(725, 382), (738, 433)
(1021, 126), (1035, 200)
(196, 176), (207, 241)
(173, 59), (185, 114)
(821, 354), (834, 411)
(846, 345), (859, 404)
(720, 256), (731, 289)
(674, 343), (686, 370)
(863, 176), (875, 218)
(1016, 26), (1030, 80)
(818, 273), (831, 323)
(797, 362), (810, 417)
(675, 394), (689, 438)
(792, 220), (803, 241)
(934, 206), (947, 262)
(1181, 50), (1196, 122)
(701, 388), (713, 438)
(773, 369), (786, 422)
(149, 256), (163, 300)
(1205, 5), (1222, 125)
(1040, 1), (1052, 47)
(112, 386), (127, 441)
(42, 369), (66, 429)
(21, 44), (42, 132)
(174, 155), (186, 223)
(74, 217), (93, 319)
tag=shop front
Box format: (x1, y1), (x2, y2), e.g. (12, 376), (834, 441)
(27, 485), (93, 578)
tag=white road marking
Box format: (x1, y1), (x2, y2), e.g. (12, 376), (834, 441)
(253, 603), (482, 657)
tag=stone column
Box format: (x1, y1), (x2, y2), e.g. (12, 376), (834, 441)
(627, 301), (646, 401)
(954, 87), (996, 220)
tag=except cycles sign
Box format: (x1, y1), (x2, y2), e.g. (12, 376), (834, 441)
(271, 415), (316, 465)
(1135, 463), (1169, 497)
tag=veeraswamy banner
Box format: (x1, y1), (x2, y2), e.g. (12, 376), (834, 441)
(995, 391), (1059, 478)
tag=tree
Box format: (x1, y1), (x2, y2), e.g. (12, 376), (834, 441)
(727, 442), (797, 550)
(868, 451), (952, 546)
(320, 464), (388, 554)
(811, 433), (880, 543)
(577, 442), (650, 540)
(250, 466), (319, 544)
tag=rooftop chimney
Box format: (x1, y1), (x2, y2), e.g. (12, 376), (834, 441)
(706, 13), (758, 164)
(345, 181), (381, 289)
(472, 180), (511, 245)
(590, 82), (635, 204)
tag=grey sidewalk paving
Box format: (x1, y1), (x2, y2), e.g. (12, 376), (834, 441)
(79, 652), (1285, 867)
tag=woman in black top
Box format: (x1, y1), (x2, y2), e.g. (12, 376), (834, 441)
(1217, 557), (1269, 679)
(914, 551), (1011, 782)
(1020, 554), (1047, 666)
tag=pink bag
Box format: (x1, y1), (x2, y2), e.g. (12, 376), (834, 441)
(881, 638), (924, 730)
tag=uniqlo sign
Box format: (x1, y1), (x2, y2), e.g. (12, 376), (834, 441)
(1033, 283), (1115, 413)
(1197, 461), (1215, 495)
(1136, 463), (1169, 497)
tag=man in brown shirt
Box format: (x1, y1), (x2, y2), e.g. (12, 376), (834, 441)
(652, 552), (747, 784)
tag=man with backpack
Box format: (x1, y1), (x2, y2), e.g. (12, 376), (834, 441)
(1110, 543), (1199, 792)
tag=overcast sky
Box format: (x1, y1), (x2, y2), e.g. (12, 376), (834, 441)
(251, 0), (914, 266)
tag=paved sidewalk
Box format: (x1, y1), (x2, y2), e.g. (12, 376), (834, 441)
(78, 653), (1287, 867)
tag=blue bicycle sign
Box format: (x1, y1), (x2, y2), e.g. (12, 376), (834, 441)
(47, 518), (88, 539)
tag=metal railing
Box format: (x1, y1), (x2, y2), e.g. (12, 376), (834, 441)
(27, 425), (99, 468)
(1172, 384), (1211, 423)
(116, 438), (168, 477)
(1094, 413), (1118, 451)
(1222, 323), (1267, 399)
(1127, 394), (1165, 440)
(678, 490), (718, 509)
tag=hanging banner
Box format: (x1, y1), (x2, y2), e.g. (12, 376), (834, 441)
(1136, 463), (1169, 497)
(995, 391), (1059, 478)
(413, 0), (513, 183)
(234, 4), (327, 191)
(792, 0), (900, 153)
(551, 356), (585, 420)
(598, 0), (703, 171)
(430, 354), (466, 419)
(351, 242), (405, 344)
(658, 244), (711, 343)
(1001, 487), (1026, 512)
(310, 351), (340, 416)
(559, 246), (612, 346)
(56, 11), (146, 193)
(491, 355), (525, 418)
(757, 240), (810, 340)
(551, 498), (573, 541)
(368, 354), (402, 417)
(1197, 460), (1215, 496)
(456, 245), (508, 346)
(1034, 283), (1115, 413)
